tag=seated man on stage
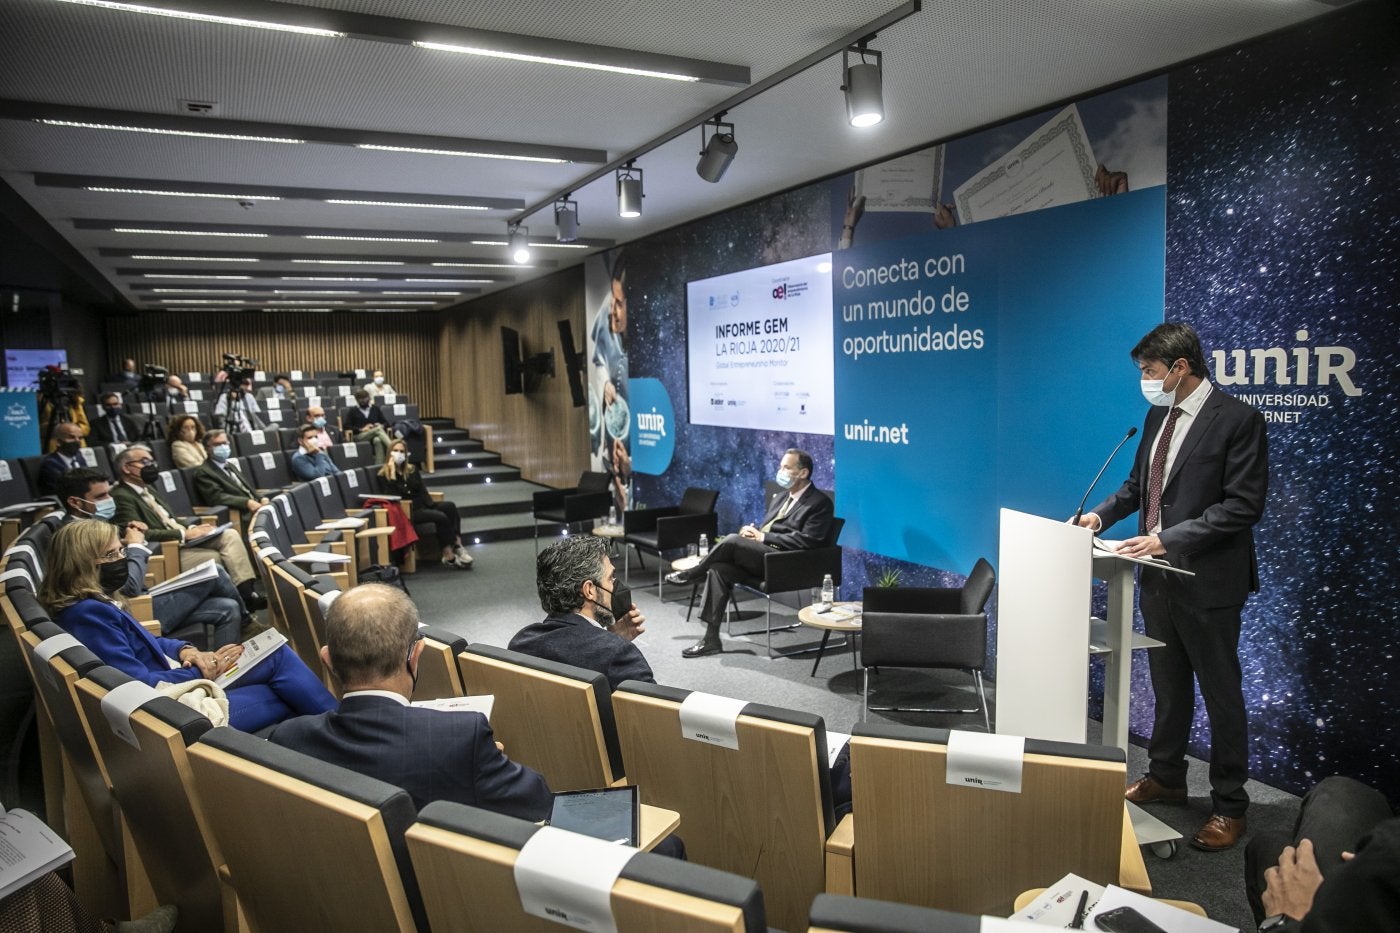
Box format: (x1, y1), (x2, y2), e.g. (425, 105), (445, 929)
(509, 535), (652, 691)
(667, 448), (833, 658)
(269, 583), (552, 819)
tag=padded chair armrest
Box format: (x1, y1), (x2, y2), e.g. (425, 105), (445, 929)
(761, 545), (842, 594)
(128, 594), (155, 624)
(653, 510), (718, 550)
(429, 491), (444, 503)
(192, 505), (231, 524)
(860, 611), (987, 669)
(354, 526), (396, 539)
(824, 814), (856, 895)
(531, 487), (572, 511)
(622, 506), (679, 534)
(563, 490), (611, 522)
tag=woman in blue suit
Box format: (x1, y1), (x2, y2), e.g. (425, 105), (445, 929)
(39, 519), (335, 732)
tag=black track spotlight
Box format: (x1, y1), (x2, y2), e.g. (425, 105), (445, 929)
(696, 114), (738, 183)
(841, 40), (884, 128)
(507, 222), (531, 263)
(616, 162), (643, 218)
(553, 195), (579, 242)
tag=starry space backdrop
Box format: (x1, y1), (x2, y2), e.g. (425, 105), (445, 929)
(605, 1), (1396, 800)
(1161, 2), (1399, 800)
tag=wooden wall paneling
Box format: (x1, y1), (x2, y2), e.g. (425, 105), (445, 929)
(104, 312), (442, 416)
(437, 267), (588, 489)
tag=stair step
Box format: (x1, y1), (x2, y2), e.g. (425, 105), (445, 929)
(432, 439), (484, 455)
(433, 452), (499, 470)
(422, 464), (520, 486)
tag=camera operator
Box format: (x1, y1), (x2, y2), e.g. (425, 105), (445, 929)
(211, 355), (266, 434)
(38, 366), (88, 453)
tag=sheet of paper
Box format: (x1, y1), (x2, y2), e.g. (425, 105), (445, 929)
(287, 550), (352, 564)
(1089, 885), (1235, 933)
(316, 477), (333, 497)
(317, 517), (367, 530)
(678, 691), (749, 750)
(954, 104), (1098, 223)
(345, 471), (360, 489)
(825, 730), (851, 768)
(0, 461), (10, 481)
(946, 729), (1025, 793)
(179, 523), (231, 549)
(342, 442), (359, 458)
(513, 826), (636, 933)
(215, 628), (289, 688)
(250, 429), (265, 445)
(1009, 872), (1107, 924)
(411, 695), (494, 720)
(855, 146), (945, 212)
(260, 452), (275, 469)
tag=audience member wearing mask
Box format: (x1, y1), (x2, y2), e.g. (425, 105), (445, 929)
(167, 414), (208, 468)
(343, 389), (392, 461)
(375, 439), (472, 568)
(362, 369), (397, 398)
(91, 392), (141, 445)
(289, 424), (341, 481)
(38, 422), (89, 495)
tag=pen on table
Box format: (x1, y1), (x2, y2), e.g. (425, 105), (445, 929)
(1069, 889), (1089, 929)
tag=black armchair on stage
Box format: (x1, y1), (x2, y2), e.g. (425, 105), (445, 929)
(531, 470), (612, 550)
(622, 486), (719, 594)
(730, 514), (845, 658)
(859, 557), (996, 731)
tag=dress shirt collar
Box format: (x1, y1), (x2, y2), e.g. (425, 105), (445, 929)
(342, 690), (409, 706)
(1174, 376), (1212, 419)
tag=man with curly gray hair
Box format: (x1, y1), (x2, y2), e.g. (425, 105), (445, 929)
(509, 535), (653, 690)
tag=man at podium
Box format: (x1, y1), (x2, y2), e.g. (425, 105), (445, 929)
(1077, 322), (1268, 853)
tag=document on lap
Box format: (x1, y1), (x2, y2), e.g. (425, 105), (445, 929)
(214, 629), (288, 688)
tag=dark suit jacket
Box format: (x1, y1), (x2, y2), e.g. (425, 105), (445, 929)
(193, 460), (257, 510)
(110, 482), (186, 543)
(266, 694), (552, 819)
(37, 451), (86, 496)
(509, 612), (654, 693)
(758, 484), (835, 551)
(91, 413), (141, 445)
(1091, 385), (1268, 608)
(343, 405), (388, 432)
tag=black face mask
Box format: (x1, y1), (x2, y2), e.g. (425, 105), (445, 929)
(139, 464), (162, 485)
(105, 406), (122, 417)
(98, 558), (129, 594)
(592, 580), (633, 625)
(57, 440), (81, 456)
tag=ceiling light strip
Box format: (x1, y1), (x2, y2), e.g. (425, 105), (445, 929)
(40, 119), (303, 144)
(412, 41), (699, 82)
(51, 0), (344, 37)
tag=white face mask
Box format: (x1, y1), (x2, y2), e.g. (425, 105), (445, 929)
(373, 376), (385, 386)
(392, 451), (406, 466)
(1140, 364), (1183, 407)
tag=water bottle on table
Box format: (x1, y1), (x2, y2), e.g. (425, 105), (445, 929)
(820, 573), (834, 610)
(608, 504), (617, 526)
(698, 533), (709, 557)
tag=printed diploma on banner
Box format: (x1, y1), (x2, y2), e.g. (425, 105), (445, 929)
(953, 104), (1098, 223)
(855, 147), (945, 213)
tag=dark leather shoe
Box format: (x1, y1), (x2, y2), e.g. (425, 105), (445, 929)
(242, 590), (268, 612)
(665, 571), (691, 585)
(1124, 774), (1187, 805)
(681, 638), (722, 658)
(1191, 813), (1246, 851)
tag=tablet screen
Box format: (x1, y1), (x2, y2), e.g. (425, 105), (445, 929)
(547, 785), (639, 846)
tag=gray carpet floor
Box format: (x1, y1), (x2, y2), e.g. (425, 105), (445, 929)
(414, 536), (1295, 931)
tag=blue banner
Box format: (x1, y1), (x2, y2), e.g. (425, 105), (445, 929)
(628, 377), (675, 476)
(0, 390), (41, 460)
(833, 189), (1166, 572)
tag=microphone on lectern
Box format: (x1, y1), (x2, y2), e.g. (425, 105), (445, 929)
(1072, 427), (1138, 527)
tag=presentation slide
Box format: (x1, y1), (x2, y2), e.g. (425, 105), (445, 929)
(4, 349), (67, 389)
(687, 252), (834, 435)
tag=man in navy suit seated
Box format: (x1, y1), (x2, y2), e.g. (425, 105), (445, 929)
(509, 535), (653, 692)
(267, 583), (551, 819)
(667, 448), (834, 658)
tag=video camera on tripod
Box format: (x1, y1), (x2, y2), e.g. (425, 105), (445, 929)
(137, 363), (170, 394)
(37, 365), (82, 409)
(221, 352), (258, 384)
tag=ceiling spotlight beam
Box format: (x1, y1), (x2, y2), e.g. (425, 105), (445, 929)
(55, 0), (749, 86)
(511, 0), (920, 225)
(34, 173), (524, 210)
(1, 99), (606, 164)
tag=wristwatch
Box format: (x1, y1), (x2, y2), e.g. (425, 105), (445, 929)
(1258, 915), (1295, 932)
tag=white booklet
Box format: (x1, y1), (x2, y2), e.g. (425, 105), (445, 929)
(0, 808), (76, 900)
(146, 558), (219, 597)
(215, 628), (289, 688)
(411, 695), (494, 720)
(179, 522), (232, 549)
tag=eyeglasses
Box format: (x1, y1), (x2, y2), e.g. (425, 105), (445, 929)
(98, 546), (127, 563)
(406, 630), (424, 663)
